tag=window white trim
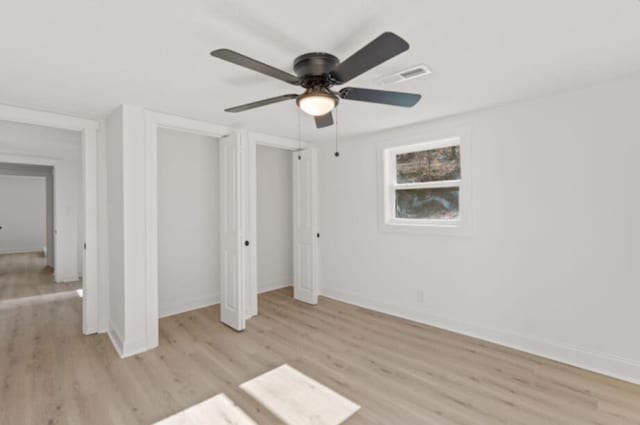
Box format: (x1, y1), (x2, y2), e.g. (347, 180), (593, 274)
(378, 131), (471, 236)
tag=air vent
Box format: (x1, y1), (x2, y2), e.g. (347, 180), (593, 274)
(377, 64), (432, 85)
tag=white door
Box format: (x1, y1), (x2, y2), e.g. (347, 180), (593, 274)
(292, 148), (318, 304)
(219, 133), (246, 331)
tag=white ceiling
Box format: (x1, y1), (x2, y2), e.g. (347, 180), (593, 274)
(1, 0), (640, 140)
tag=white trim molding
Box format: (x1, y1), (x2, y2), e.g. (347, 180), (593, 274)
(146, 110), (230, 138)
(0, 248), (44, 255)
(0, 104), (97, 131)
(0, 153), (60, 166)
(249, 131), (311, 151)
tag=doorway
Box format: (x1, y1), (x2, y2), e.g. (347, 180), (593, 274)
(145, 111), (232, 347)
(255, 145), (294, 297)
(0, 118), (91, 333)
(157, 128), (221, 318)
(0, 168), (65, 300)
(0, 106), (99, 335)
(246, 134), (319, 318)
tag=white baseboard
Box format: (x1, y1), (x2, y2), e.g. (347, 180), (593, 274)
(321, 287), (640, 385)
(122, 336), (150, 358)
(258, 280), (292, 294)
(159, 293), (220, 319)
(55, 276), (80, 283)
(0, 248), (43, 255)
(107, 319), (124, 357)
(108, 319), (151, 358)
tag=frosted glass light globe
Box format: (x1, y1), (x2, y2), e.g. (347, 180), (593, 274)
(297, 91), (337, 116)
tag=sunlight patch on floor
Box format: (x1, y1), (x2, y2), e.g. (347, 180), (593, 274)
(240, 364), (360, 425)
(154, 393), (258, 425)
(0, 289), (81, 310)
(152, 365), (359, 424)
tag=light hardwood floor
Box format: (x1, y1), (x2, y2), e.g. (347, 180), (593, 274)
(0, 252), (81, 301)
(1, 253), (639, 424)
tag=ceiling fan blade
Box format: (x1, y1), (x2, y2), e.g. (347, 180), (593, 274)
(225, 94), (298, 113)
(339, 87), (421, 107)
(330, 32), (409, 84)
(314, 112), (334, 128)
(211, 49), (300, 85)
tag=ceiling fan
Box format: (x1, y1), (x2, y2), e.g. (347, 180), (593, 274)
(210, 32), (421, 128)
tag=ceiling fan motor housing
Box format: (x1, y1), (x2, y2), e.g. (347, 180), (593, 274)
(293, 53), (340, 88)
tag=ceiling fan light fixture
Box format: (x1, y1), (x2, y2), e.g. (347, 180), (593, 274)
(296, 89), (337, 116)
(212, 32), (421, 128)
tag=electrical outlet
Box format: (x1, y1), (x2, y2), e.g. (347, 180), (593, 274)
(416, 289), (425, 303)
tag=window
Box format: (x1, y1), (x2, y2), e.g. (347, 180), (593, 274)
(382, 137), (465, 231)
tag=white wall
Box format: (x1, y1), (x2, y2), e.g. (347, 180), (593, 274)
(256, 145), (293, 292)
(97, 119), (111, 332)
(317, 74), (640, 384)
(55, 155), (82, 282)
(105, 105), (150, 357)
(157, 129), (220, 318)
(105, 108), (125, 344)
(0, 175), (46, 254)
(0, 163), (54, 266)
(0, 120), (82, 281)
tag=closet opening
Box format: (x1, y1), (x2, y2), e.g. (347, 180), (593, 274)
(157, 128), (221, 319)
(255, 144), (294, 302)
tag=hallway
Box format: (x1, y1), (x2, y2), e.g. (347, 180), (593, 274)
(0, 252), (80, 301)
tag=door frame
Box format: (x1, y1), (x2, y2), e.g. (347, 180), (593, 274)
(144, 111), (231, 347)
(0, 103), (100, 335)
(245, 132), (312, 318)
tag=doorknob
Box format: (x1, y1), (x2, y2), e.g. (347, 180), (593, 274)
(244, 240), (250, 246)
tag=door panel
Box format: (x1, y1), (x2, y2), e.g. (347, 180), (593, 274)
(219, 133), (245, 330)
(292, 149), (318, 304)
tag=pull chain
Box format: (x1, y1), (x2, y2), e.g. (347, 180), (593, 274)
(297, 107), (302, 160)
(334, 105), (340, 157)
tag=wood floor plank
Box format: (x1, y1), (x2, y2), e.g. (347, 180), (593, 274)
(1, 252), (639, 424)
(258, 291), (634, 425)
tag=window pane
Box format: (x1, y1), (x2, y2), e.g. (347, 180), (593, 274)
(395, 188), (459, 219)
(396, 145), (460, 183)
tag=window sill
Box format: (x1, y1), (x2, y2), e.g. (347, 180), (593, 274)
(380, 219), (471, 237)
